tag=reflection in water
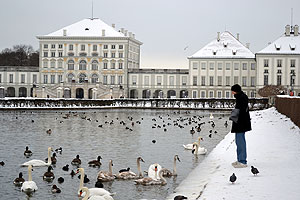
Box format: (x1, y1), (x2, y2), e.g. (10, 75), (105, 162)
(0, 109), (230, 199)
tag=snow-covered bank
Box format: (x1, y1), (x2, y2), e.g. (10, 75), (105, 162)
(167, 107), (300, 200)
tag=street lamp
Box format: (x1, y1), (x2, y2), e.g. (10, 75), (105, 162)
(290, 70), (296, 93)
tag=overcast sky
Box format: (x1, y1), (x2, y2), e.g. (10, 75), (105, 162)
(0, 0), (299, 68)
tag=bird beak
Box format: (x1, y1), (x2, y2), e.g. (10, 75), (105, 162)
(201, 138), (203, 141)
(78, 191), (82, 197)
(177, 157), (181, 162)
(141, 158), (145, 163)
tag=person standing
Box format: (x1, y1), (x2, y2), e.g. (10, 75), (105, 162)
(230, 84), (251, 168)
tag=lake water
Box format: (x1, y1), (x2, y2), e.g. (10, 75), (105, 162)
(0, 108), (230, 199)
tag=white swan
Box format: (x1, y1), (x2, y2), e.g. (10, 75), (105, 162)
(21, 147), (52, 167)
(115, 157), (145, 180)
(77, 168), (113, 198)
(21, 165), (38, 193)
(79, 187), (114, 200)
(192, 142), (207, 155)
(183, 137), (203, 150)
(160, 155), (180, 177)
(148, 163), (162, 180)
(134, 168), (167, 186)
(97, 160), (115, 182)
(209, 113), (214, 120)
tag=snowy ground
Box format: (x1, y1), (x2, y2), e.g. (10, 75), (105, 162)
(167, 107), (300, 200)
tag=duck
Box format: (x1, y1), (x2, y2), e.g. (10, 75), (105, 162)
(46, 129), (52, 134)
(79, 187), (114, 200)
(55, 147), (62, 154)
(77, 168), (113, 198)
(71, 155), (81, 166)
(0, 161), (4, 166)
(192, 142), (207, 155)
(70, 170), (76, 177)
(45, 152), (57, 165)
(58, 177), (64, 184)
(14, 172), (25, 186)
(134, 168), (167, 186)
(43, 166), (55, 181)
(190, 127), (195, 135)
(118, 167), (130, 173)
(62, 164), (69, 171)
(97, 160), (115, 182)
(147, 163), (162, 180)
(95, 180), (104, 188)
(160, 155), (180, 177)
(88, 156), (102, 167)
(24, 146), (33, 157)
(115, 157), (145, 180)
(21, 147), (52, 167)
(78, 174), (90, 183)
(21, 165), (38, 194)
(183, 137), (203, 150)
(51, 184), (61, 193)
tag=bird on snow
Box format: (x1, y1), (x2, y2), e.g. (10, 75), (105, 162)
(229, 173), (237, 184)
(251, 166), (259, 176)
(174, 195), (188, 200)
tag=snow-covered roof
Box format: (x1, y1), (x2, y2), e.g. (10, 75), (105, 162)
(257, 33), (300, 55)
(189, 31), (255, 59)
(44, 18), (125, 37)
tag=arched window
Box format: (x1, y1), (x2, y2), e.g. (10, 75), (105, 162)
(68, 60), (74, 70)
(92, 60), (98, 70)
(79, 60), (87, 70)
(79, 73), (87, 83)
(67, 73), (75, 83)
(91, 74), (99, 83)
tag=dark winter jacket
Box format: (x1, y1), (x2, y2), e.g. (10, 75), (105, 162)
(231, 91), (251, 133)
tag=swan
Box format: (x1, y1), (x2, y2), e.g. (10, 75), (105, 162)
(160, 155), (180, 177)
(209, 113), (214, 120)
(88, 156), (102, 167)
(79, 187), (114, 200)
(97, 160), (115, 182)
(77, 168), (113, 198)
(14, 172), (25, 186)
(134, 168), (167, 186)
(192, 142), (207, 155)
(21, 147), (52, 167)
(24, 146), (33, 157)
(21, 165), (38, 193)
(183, 136), (203, 150)
(148, 163), (162, 180)
(115, 156), (145, 180)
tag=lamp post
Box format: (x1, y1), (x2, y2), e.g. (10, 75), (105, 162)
(290, 71), (296, 93)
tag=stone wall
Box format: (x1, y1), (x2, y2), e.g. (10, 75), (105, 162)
(275, 96), (300, 128)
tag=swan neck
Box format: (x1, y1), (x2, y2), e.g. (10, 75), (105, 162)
(47, 148), (51, 165)
(159, 170), (166, 184)
(82, 187), (89, 200)
(109, 161), (112, 176)
(173, 158), (177, 175)
(79, 169), (84, 189)
(28, 166), (32, 181)
(137, 159), (142, 177)
(198, 138), (201, 146)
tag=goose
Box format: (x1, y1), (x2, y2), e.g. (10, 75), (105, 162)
(115, 157), (145, 180)
(88, 156), (102, 167)
(14, 172), (25, 186)
(79, 187), (114, 200)
(21, 165), (38, 193)
(77, 168), (113, 197)
(192, 142), (207, 155)
(134, 168), (167, 186)
(43, 166), (55, 181)
(97, 160), (115, 182)
(183, 136), (203, 150)
(21, 147), (52, 167)
(24, 146), (33, 157)
(51, 184), (61, 193)
(160, 155), (180, 177)
(71, 155), (81, 166)
(147, 163), (162, 180)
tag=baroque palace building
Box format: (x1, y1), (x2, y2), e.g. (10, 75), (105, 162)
(0, 18), (299, 98)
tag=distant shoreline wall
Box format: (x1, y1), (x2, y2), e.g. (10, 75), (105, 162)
(275, 96), (300, 128)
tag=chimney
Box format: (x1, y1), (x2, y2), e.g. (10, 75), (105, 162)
(217, 32), (220, 41)
(112, 24), (115, 29)
(246, 43), (250, 49)
(124, 30), (128, 36)
(121, 28), (124, 33)
(236, 33), (240, 41)
(63, 29), (67, 36)
(129, 32), (132, 38)
(294, 25), (299, 36)
(132, 33), (135, 39)
(285, 25), (291, 36)
(102, 29), (105, 36)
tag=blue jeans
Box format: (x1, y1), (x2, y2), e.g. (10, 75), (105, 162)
(235, 133), (247, 164)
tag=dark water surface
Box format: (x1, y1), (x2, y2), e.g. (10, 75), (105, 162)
(0, 109), (230, 200)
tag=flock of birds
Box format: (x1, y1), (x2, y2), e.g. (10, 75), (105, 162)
(229, 166), (260, 184)
(0, 110), (233, 199)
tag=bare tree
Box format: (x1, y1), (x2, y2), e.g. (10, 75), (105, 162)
(0, 45), (39, 66)
(258, 85), (286, 97)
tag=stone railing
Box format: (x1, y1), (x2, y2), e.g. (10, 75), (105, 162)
(275, 95), (300, 127)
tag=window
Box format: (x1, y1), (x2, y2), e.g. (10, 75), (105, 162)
(51, 52), (55, 57)
(201, 63), (206, 70)
(43, 61), (48, 68)
(81, 45), (85, 51)
(118, 62), (123, 69)
(217, 76), (222, 86)
(226, 63), (231, 70)
(264, 59), (269, 67)
(67, 60), (74, 70)
(43, 75), (48, 84)
(169, 76), (174, 86)
(242, 77), (247, 86)
(291, 59), (296, 67)
(242, 63), (247, 70)
(277, 60), (282, 67)
(91, 74), (99, 83)
(251, 63), (256, 70)
(209, 63), (214, 70)
(201, 76), (205, 86)
(264, 69), (269, 73)
(144, 76), (149, 86)
(111, 53), (115, 58)
(193, 76), (197, 86)
(118, 75), (123, 84)
(79, 73), (87, 83)
(58, 52), (63, 57)
(277, 75), (282, 85)
(92, 60), (98, 70)
(69, 44), (73, 51)
(234, 76), (239, 84)
(21, 74), (25, 83)
(111, 45), (116, 49)
(192, 62), (198, 70)
(251, 77), (255, 86)
(277, 69), (282, 74)
(209, 91), (214, 98)
(51, 75), (55, 84)
(111, 63), (116, 69)
(58, 75), (62, 83)
(217, 63), (222, 70)
(201, 91), (205, 98)
(234, 63), (239, 70)
(119, 53), (123, 58)
(264, 75), (268, 85)
(103, 75), (107, 84)
(250, 91), (255, 98)
(103, 63), (108, 69)
(67, 73), (74, 83)
(44, 52), (48, 57)
(182, 76), (187, 86)
(104, 52), (108, 58)
(104, 45), (108, 49)
(209, 76), (214, 86)
(192, 91), (197, 98)
(226, 91), (230, 98)
(226, 76), (230, 86)
(217, 91), (222, 98)
(79, 60), (87, 70)
(93, 45), (97, 51)
(44, 44), (48, 49)
(51, 44), (55, 49)
(32, 74), (37, 83)
(50, 61), (55, 68)
(119, 45), (123, 49)
(132, 76), (137, 85)
(157, 76), (162, 86)
(58, 44), (63, 49)
(58, 61), (63, 68)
